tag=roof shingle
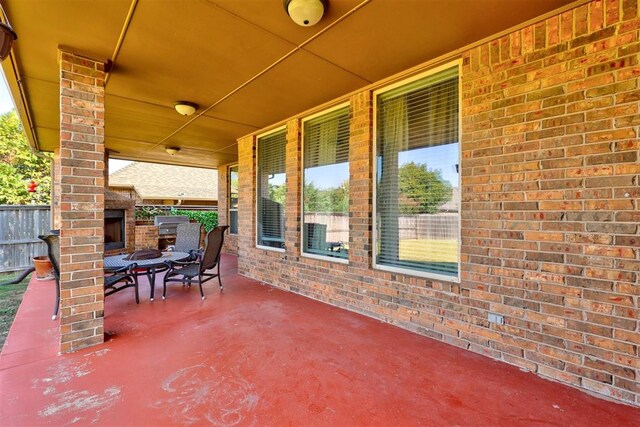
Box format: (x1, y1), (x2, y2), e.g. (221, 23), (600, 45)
(109, 162), (218, 201)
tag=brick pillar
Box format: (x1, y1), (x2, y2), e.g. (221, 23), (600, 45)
(58, 50), (107, 353)
(348, 90), (373, 270)
(51, 147), (61, 230)
(285, 119), (301, 257)
(237, 135), (256, 274)
(218, 166), (229, 226)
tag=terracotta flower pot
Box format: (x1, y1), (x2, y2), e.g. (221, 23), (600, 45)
(33, 256), (54, 280)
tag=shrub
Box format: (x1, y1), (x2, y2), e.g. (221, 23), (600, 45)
(135, 206), (167, 220)
(170, 208), (218, 232)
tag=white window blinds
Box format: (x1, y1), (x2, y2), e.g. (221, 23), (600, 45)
(303, 106), (350, 260)
(257, 130), (286, 249)
(229, 165), (238, 235)
(375, 66), (460, 279)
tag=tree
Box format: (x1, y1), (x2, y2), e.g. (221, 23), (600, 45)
(304, 180), (349, 214)
(398, 162), (451, 214)
(268, 182), (286, 206)
(0, 110), (52, 204)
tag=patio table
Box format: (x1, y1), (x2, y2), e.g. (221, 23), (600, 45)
(105, 251), (190, 301)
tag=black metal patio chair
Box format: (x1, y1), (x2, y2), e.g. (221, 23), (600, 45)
(104, 263), (140, 304)
(162, 225), (229, 300)
(39, 233), (140, 320)
(38, 233), (61, 320)
(169, 222), (202, 260)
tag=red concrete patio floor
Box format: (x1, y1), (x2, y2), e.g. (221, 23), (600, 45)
(1, 255), (638, 426)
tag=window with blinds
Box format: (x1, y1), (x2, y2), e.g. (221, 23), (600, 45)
(257, 129), (286, 249)
(302, 105), (350, 260)
(375, 66), (460, 280)
(229, 165), (238, 235)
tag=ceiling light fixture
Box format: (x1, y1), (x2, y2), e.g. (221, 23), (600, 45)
(0, 7), (17, 61)
(165, 147), (180, 156)
(284, 0), (327, 27)
(174, 101), (198, 116)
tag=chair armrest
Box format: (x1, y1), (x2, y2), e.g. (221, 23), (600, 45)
(105, 262), (138, 274)
(169, 260), (197, 267)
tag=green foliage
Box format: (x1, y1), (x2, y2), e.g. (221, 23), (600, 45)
(304, 180), (349, 214)
(0, 271), (30, 348)
(0, 110), (52, 205)
(398, 162), (452, 214)
(268, 183), (286, 206)
(135, 206), (168, 220)
(171, 208), (218, 232)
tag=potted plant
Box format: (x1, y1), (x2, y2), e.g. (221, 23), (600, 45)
(32, 256), (54, 280)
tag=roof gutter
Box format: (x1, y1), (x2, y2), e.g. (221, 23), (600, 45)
(0, 27), (39, 150)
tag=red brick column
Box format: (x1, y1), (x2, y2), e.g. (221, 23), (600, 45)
(58, 50), (107, 353)
(237, 135), (256, 274)
(348, 91), (373, 270)
(218, 166), (229, 226)
(285, 119), (302, 257)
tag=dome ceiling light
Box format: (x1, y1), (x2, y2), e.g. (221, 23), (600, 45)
(165, 147), (180, 156)
(283, 0), (327, 27)
(174, 101), (198, 116)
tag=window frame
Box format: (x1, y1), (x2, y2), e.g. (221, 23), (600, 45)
(228, 163), (238, 235)
(300, 102), (351, 265)
(255, 126), (287, 253)
(372, 60), (462, 283)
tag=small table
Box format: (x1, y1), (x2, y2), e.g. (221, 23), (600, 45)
(104, 252), (190, 301)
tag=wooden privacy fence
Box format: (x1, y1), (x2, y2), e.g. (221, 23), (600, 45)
(398, 213), (460, 240)
(304, 212), (460, 242)
(0, 205), (51, 273)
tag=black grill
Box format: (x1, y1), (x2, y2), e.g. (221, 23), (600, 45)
(154, 215), (189, 236)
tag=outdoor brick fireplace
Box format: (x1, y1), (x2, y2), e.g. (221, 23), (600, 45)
(105, 191), (135, 256)
(105, 209), (125, 251)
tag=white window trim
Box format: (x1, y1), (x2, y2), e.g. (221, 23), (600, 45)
(228, 163), (238, 235)
(256, 125), (287, 253)
(300, 102), (351, 264)
(372, 60), (462, 283)
(303, 251), (349, 264)
(256, 245), (285, 253)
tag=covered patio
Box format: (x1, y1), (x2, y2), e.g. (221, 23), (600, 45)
(1, 255), (638, 425)
(1, 0), (639, 415)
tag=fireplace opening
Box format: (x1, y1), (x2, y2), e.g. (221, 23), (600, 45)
(105, 209), (125, 251)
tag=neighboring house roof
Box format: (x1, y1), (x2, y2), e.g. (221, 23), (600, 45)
(109, 162), (218, 201)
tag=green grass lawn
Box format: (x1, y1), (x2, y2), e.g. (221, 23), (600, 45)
(0, 272), (31, 350)
(399, 239), (458, 263)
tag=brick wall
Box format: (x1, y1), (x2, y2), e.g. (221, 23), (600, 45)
(232, 0), (640, 405)
(135, 225), (159, 251)
(459, 0), (640, 403)
(58, 50), (107, 353)
(217, 164), (238, 255)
